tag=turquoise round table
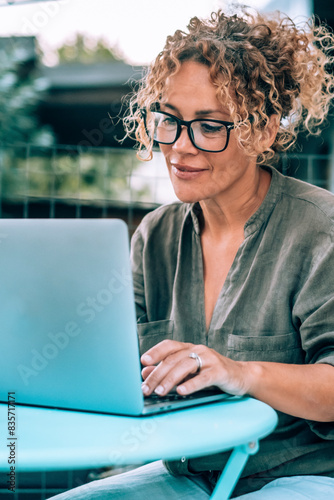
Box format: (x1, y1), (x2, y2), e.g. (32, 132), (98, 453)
(0, 397), (277, 499)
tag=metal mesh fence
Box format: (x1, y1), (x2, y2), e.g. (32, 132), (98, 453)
(1, 144), (333, 222)
(0, 144), (177, 234)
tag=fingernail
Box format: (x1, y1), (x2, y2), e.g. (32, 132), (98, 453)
(142, 384), (150, 395)
(155, 385), (164, 395)
(141, 354), (152, 364)
(178, 385), (187, 395)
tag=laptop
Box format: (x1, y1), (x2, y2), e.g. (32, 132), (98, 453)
(0, 218), (233, 416)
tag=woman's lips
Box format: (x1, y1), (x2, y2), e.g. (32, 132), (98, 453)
(171, 164), (208, 180)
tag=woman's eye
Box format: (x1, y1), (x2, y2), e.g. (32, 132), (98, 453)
(200, 122), (225, 134)
(160, 117), (176, 127)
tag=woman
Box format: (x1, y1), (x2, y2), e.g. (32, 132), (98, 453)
(51, 8), (334, 500)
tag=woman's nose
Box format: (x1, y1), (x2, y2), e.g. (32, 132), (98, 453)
(172, 126), (198, 154)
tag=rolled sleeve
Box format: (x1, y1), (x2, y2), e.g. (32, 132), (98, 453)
(293, 229), (334, 367)
(292, 229), (334, 438)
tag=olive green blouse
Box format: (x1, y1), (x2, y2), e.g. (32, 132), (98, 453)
(130, 165), (334, 496)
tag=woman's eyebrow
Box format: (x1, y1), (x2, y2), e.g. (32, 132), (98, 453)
(194, 109), (228, 117)
(161, 103), (229, 118)
(160, 103), (178, 113)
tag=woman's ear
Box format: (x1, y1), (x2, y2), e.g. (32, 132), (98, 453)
(261, 114), (280, 150)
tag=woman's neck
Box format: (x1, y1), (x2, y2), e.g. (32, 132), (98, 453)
(199, 166), (271, 241)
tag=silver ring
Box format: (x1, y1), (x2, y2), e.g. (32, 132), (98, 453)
(189, 352), (202, 374)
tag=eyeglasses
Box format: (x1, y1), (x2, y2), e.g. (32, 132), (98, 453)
(145, 109), (236, 153)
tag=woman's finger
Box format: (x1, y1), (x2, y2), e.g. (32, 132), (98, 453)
(141, 365), (155, 380)
(141, 339), (191, 366)
(142, 347), (207, 396)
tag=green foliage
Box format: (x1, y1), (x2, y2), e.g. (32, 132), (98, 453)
(0, 144), (152, 204)
(0, 38), (153, 204)
(0, 41), (54, 146)
(56, 34), (123, 65)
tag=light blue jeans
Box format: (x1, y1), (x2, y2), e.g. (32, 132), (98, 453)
(48, 460), (334, 499)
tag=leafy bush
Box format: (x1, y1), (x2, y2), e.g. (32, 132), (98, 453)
(0, 38), (54, 146)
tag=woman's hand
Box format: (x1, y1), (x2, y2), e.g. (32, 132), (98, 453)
(140, 339), (249, 397)
(140, 339), (334, 422)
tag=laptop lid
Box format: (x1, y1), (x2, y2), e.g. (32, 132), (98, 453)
(1, 219), (145, 416)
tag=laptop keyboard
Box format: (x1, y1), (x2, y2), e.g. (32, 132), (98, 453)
(144, 389), (222, 406)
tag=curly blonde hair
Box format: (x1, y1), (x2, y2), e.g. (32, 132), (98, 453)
(124, 9), (334, 163)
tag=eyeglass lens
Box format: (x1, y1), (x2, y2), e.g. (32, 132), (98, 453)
(150, 111), (229, 152)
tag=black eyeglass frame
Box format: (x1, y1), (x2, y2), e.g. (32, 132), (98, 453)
(144, 108), (236, 153)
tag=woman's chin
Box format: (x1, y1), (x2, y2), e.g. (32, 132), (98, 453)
(170, 184), (204, 204)
(173, 191), (202, 204)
